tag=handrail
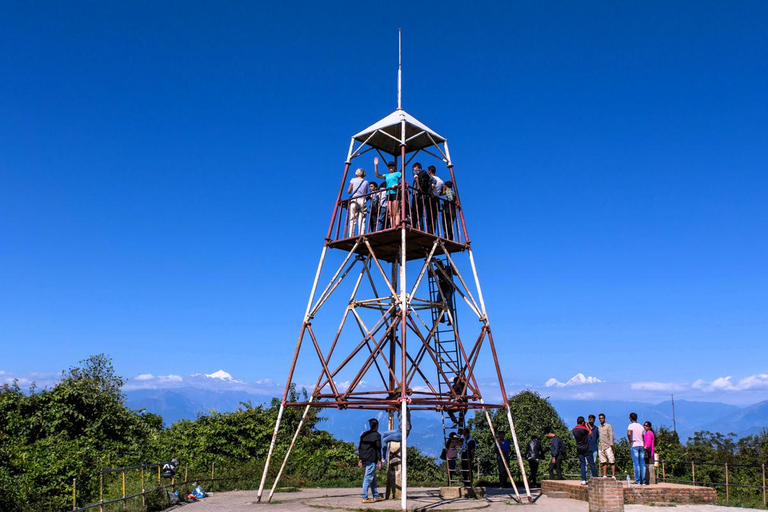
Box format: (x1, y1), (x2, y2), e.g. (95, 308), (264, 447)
(332, 184), (465, 245)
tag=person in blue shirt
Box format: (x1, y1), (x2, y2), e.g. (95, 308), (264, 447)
(494, 431), (512, 487)
(374, 157), (402, 228)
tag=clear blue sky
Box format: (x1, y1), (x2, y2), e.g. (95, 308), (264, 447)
(2, 2), (766, 404)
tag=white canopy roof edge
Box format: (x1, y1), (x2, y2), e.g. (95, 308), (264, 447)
(351, 108), (447, 156)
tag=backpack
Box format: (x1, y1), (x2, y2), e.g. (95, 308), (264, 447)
(417, 170), (431, 193)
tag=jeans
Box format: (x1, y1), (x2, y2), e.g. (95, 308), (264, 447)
(381, 430), (402, 459)
(577, 453), (588, 481)
(361, 462), (380, 499)
(586, 450), (598, 477)
(378, 205), (388, 230)
(631, 446), (646, 484)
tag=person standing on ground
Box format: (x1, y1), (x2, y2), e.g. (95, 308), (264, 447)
(526, 434), (545, 487)
(597, 413), (616, 478)
(643, 421), (656, 485)
(358, 418), (384, 503)
(587, 414), (599, 477)
(572, 416), (593, 484)
(494, 431), (511, 487)
(627, 412), (646, 485)
(461, 428), (476, 487)
(546, 428), (565, 480)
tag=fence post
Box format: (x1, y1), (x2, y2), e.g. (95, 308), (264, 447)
(185, 463), (188, 485)
(762, 463), (766, 507)
(157, 464), (161, 485)
(122, 469), (126, 510)
(725, 462), (729, 503)
(99, 471), (103, 512)
(141, 466), (146, 508)
(72, 478), (76, 511)
(661, 460), (666, 482)
(211, 462), (215, 491)
(692, 461), (695, 486)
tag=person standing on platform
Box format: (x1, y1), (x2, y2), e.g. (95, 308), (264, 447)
(572, 416), (593, 484)
(374, 157), (401, 228)
(411, 162), (430, 230)
(494, 431), (512, 487)
(627, 412), (646, 485)
(367, 181), (380, 234)
(358, 418), (384, 503)
(587, 414), (599, 477)
(526, 434), (545, 487)
(598, 413), (616, 478)
(427, 165), (443, 234)
(377, 182), (388, 230)
(442, 181), (457, 240)
(643, 421), (656, 485)
(346, 168), (369, 237)
(546, 428), (565, 480)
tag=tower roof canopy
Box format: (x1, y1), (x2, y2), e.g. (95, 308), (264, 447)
(353, 108), (446, 156)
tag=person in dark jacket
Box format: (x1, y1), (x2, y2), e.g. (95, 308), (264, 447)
(572, 416), (595, 484)
(587, 414), (599, 477)
(546, 428), (565, 480)
(358, 418), (384, 503)
(526, 435), (545, 487)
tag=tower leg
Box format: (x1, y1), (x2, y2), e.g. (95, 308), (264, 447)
(266, 401), (314, 502)
(256, 404), (286, 502)
(482, 405), (521, 502)
(505, 404), (533, 500)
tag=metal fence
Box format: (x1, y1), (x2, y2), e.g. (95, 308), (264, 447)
(69, 462), (240, 512)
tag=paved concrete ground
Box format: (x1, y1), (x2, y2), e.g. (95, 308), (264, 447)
(176, 487), (764, 512)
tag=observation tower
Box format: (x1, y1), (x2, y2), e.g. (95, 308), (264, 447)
(257, 33), (531, 509)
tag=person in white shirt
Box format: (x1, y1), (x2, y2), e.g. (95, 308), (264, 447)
(627, 412), (646, 484)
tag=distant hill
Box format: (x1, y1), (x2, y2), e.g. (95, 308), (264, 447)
(125, 387), (764, 456)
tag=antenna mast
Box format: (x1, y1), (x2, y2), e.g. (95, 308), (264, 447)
(398, 28), (402, 109)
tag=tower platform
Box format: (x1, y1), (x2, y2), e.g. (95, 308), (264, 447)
(327, 228), (468, 262)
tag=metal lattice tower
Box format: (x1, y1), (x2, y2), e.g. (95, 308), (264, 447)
(256, 32), (532, 510)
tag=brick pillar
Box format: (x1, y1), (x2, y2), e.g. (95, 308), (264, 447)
(589, 479), (624, 512)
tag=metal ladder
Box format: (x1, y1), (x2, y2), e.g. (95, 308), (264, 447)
(428, 258), (467, 486)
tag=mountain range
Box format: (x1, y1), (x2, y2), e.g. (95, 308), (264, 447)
(125, 381), (768, 457)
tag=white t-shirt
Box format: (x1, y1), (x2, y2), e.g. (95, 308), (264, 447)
(627, 422), (645, 448)
(349, 177), (369, 198)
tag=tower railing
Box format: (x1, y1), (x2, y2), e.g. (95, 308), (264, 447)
(329, 184), (466, 246)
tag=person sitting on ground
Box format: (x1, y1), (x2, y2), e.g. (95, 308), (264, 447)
(374, 157), (401, 228)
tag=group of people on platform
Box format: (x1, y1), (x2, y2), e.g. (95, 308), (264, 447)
(542, 412), (657, 486)
(346, 157), (458, 240)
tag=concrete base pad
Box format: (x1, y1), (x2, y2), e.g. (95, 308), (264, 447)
(439, 486), (486, 499)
